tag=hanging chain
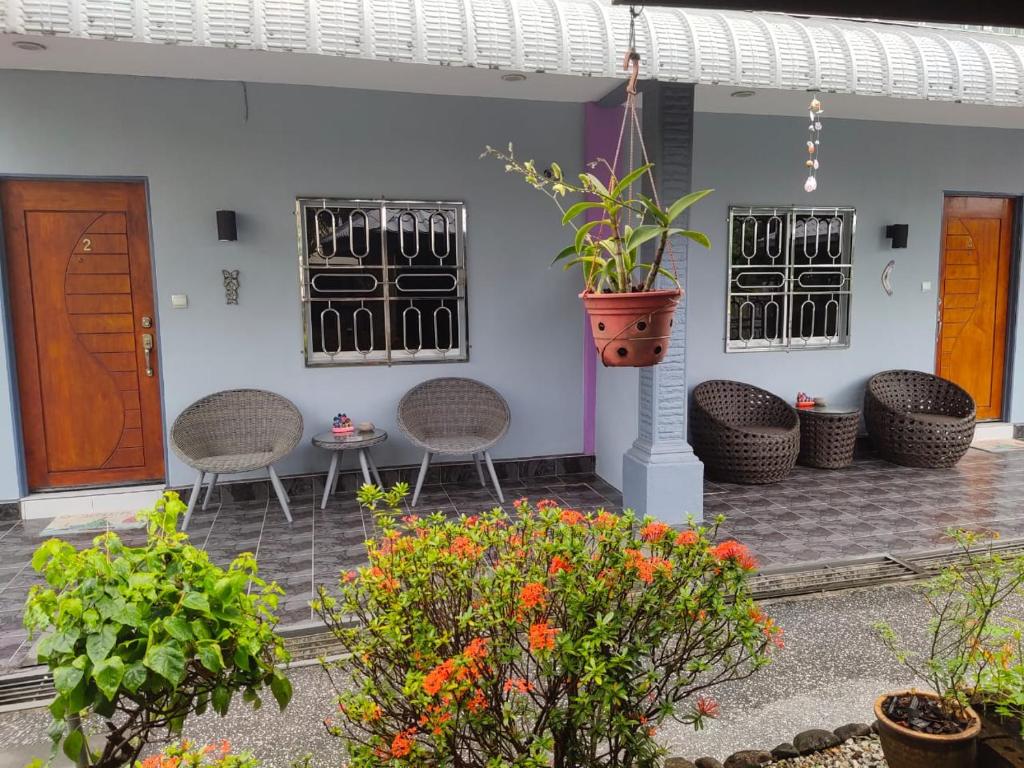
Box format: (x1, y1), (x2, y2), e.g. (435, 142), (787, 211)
(609, 3), (679, 283)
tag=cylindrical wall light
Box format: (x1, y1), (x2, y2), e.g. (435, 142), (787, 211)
(216, 210), (238, 242)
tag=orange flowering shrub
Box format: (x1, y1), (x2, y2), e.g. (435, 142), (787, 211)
(136, 741), (254, 768)
(135, 741), (312, 768)
(314, 485), (781, 768)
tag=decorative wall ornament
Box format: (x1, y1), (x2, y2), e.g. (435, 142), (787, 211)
(222, 269), (239, 304)
(804, 97), (823, 193)
(881, 260), (895, 296)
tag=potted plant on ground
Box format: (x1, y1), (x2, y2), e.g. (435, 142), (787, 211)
(874, 530), (1024, 768)
(314, 485), (782, 767)
(23, 492), (293, 768)
(481, 143), (712, 368)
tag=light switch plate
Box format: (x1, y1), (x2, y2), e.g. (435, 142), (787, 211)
(171, 294), (189, 308)
(921, 281), (932, 292)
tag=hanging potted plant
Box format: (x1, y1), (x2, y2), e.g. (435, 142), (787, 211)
(873, 530), (1024, 768)
(481, 145), (711, 368)
(481, 50), (712, 367)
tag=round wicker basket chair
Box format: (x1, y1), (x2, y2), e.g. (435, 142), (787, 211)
(397, 377), (510, 506)
(170, 389), (304, 529)
(690, 380), (800, 485)
(864, 370), (976, 468)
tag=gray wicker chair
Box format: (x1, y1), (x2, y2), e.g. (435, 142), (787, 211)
(690, 380), (800, 484)
(397, 377), (510, 506)
(864, 370), (976, 468)
(170, 389), (304, 529)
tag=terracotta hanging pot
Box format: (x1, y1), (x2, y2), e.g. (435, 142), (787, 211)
(581, 288), (681, 368)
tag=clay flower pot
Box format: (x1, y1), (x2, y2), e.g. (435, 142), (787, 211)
(874, 692), (981, 768)
(580, 288), (681, 368)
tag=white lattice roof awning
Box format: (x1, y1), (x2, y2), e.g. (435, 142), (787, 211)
(3, 0), (1024, 108)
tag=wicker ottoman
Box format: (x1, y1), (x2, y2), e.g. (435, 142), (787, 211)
(797, 407), (860, 469)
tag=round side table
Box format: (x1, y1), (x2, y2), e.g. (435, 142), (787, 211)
(313, 429), (387, 510)
(796, 407), (860, 469)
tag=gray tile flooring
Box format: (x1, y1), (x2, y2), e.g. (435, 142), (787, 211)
(711, 448), (1024, 567)
(2, 447), (1024, 672)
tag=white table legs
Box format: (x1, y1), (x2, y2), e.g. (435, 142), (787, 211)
(357, 449), (372, 486)
(322, 452), (340, 511)
(364, 450), (383, 486)
(321, 448), (383, 510)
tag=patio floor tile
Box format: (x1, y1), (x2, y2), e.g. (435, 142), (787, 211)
(2, 446), (1024, 670)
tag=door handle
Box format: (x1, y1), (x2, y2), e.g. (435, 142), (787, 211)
(142, 333), (154, 377)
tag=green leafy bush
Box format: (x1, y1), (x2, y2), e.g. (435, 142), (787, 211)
(24, 492), (292, 768)
(876, 530), (1024, 726)
(315, 486), (780, 768)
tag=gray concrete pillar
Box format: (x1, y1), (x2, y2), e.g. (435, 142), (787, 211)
(621, 81), (704, 523)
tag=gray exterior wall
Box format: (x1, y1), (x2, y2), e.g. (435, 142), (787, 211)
(595, 367), (637, 490)
(687, 112), (1024, 427)
(0, 70), (585, 498)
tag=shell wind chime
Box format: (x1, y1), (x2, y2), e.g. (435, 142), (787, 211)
(804, 97), (823, 192)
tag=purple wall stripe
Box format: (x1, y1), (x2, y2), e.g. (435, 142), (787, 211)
(582, 102), (625, 455)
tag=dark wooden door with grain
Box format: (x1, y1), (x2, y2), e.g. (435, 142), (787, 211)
(937, 195), (1015, 421)
(1, 180), (165, 491)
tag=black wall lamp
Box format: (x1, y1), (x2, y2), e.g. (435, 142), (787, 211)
(216, 210), (238, 242)
(885, 224), (909, 249)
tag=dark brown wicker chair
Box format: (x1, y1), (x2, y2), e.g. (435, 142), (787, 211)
(691, 380), (800, 484)
(864, 370), (976, 468)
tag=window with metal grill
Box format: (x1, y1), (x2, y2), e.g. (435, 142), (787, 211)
(297, 198), (467, 366)
(726, 205), (855, 352)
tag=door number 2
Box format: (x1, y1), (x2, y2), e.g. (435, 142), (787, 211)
(81, 238), (92, 252)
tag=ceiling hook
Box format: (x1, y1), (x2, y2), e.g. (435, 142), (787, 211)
(624, 50), (641, 95)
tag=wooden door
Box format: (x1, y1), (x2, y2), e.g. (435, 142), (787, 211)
(937, 195), (1015, 421)
(1, 180), (165, 491)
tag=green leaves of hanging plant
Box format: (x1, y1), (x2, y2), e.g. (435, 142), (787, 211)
(560, 201), (604, 225)
(481, 141), (715, 294)
(666, 189), (714, 223)
(624, 226), (713, 256)
(623, 225), (665, 254)
(610, 163), (654, 197)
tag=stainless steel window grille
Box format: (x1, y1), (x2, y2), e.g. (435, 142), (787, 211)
(297, 199), (468, 366)
(726, 205), (855, 352)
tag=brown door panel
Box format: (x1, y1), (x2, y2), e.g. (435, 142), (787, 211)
(1, 180), (164, 491)
(937, 196), (1014, 422)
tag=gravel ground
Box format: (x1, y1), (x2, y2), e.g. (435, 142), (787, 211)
(771, 736), (886, 768)
(2, 583), (1020, 768)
